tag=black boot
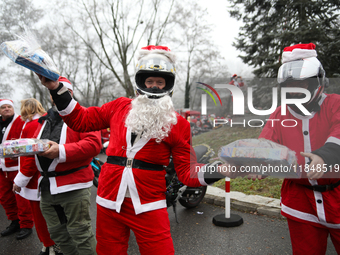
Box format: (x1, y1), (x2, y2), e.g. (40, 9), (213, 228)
(16, 228), (32, 240)
(1, 219), (20, 236)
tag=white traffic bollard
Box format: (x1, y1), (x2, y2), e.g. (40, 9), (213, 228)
(225, 177), (231, 218)
(212, 177), (243, 227)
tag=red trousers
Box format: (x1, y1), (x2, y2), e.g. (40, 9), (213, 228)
(287, 218), (340, 255)
(30, 201), (55, 247)
(96, 199), (174, 255)
(0, 170), (33, 228)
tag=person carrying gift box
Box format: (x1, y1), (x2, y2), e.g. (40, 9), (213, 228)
(225, 43), (340, 255)
(0, 98), (34, 240)
(13, 78), (102, 255)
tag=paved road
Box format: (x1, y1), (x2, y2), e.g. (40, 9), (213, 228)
(0, 154), (337, 254)
(1, 192), (337, 255)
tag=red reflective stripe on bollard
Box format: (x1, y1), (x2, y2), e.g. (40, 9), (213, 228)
(225, 180), (230, 193)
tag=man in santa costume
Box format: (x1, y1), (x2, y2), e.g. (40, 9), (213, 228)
(259, 43), (340, 254)
(37, 45), (226, 255)
(13, 78), (102, 255)
(229, 74), (239, 87)
(0, 99), (34, 240)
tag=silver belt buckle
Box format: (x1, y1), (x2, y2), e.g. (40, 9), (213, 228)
(126, 158), (133, 168)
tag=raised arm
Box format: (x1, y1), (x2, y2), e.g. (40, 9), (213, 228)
(37, 74), (114, 133)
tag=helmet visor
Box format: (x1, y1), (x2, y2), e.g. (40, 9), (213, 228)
(277, 57), (320, 84)
(137, 55), (175, 74)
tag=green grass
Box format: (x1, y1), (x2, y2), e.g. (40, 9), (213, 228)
(192, 126), (283, 199)
(212, 177), (283, 199)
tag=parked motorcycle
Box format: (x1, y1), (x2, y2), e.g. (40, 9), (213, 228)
(165, 144), (215, 222)
(191, 120), (213, 137)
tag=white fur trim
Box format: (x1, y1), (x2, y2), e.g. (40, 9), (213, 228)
(49, 178), (93, 195)
(14, 171), (32, 188)
(58, 99), (77, 116)
(282, 49), (317, 63)
(96, 195), (167, 215)
(197, 165), (208, 186)
(0, 100), (14, 108)
(133, 199), (166, 215)
(32, 113), (41, 121)
(326, 137), (340, 146)
(281, 202), (340, 229)
(17, 187), (40, 201)
(137, 49), (176, 63)
(114, 127), (151, 213)
(59, 144), (66, 163)
(60, 81), (73, 91)
(96, 195), (117, 210)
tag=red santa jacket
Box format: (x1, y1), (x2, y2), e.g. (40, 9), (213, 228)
(15, 114), (43, 201)
(0, 113), (25, 171)
(14, 113), (101, 195)
(260, 94), (340, 229)
(58, 97), (208, 215)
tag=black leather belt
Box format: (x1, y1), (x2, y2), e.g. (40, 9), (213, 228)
(107, 156), (164, 171)
(41, 165), (89, 178)
(304, 180), (340, 192)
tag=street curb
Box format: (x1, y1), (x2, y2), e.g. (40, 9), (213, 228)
(204, 186), (285, 219)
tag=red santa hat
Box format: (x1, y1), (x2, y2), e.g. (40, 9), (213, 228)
(58, 76), (73, 91)
(282, 43), (317, 63)
(137, 45), (176, 63)
(0, 99), (14, 108)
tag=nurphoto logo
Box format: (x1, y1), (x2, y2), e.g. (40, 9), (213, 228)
(198, 83), (312, 128)
(196, 82), (222, 115)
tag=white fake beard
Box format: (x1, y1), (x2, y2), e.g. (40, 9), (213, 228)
(125, 95), (178, 143)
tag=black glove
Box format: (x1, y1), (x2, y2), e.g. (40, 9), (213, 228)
(204, 160), (224, 184)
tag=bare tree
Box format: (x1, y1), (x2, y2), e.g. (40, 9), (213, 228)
(0, 0), (43, 100)
(0, 0), (41, 42)
(0, 0), (227, 111)
(169, 2), (226, 108)
(56, 0), (176, 98)
(0, 0), (124, 108)
(39, 24), (117, 107)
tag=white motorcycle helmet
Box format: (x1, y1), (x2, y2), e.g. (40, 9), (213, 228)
(135, 45), (176, 99)
(277, 43), (326, 113)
